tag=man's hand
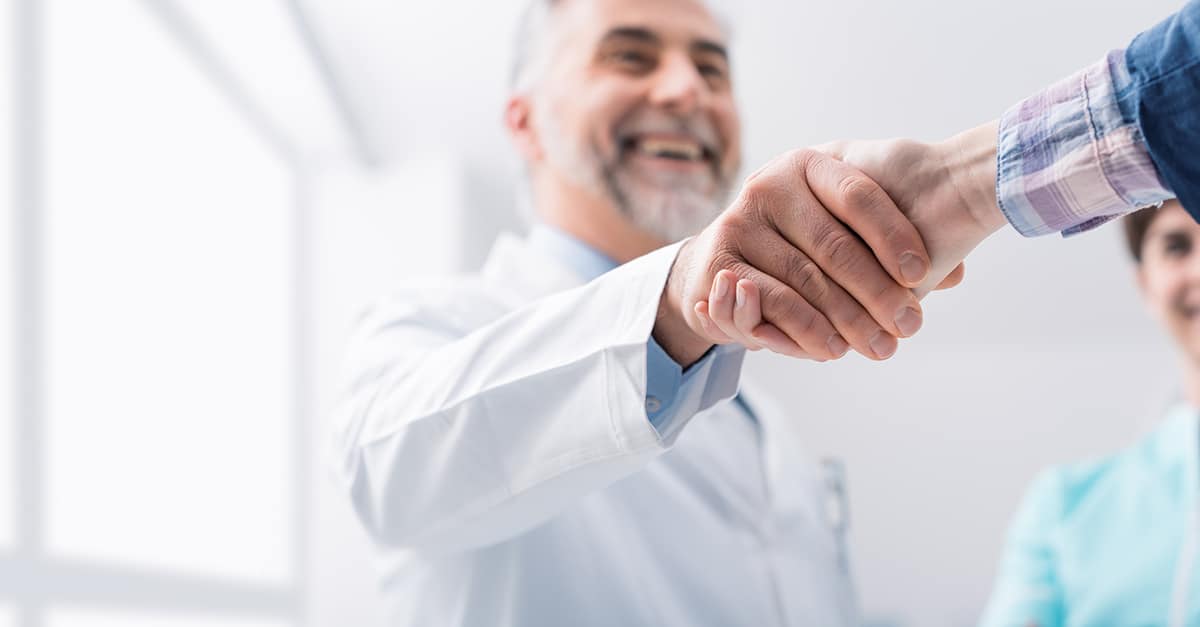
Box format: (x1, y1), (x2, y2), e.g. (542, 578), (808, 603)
(817, 121), (1008, 297)
(692, 122), (1008, 354)
(653, 149), (935, 367)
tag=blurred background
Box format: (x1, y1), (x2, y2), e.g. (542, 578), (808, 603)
(0, 0), (1187, 625)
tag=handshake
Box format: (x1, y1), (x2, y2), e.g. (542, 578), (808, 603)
(654, 121), (1008, 366)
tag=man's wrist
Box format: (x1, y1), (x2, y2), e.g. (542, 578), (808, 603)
(653, 240), (714, 368)
(940, 120), (1007, 237)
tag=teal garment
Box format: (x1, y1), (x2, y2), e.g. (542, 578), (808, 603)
(980, 405), (1200, 627)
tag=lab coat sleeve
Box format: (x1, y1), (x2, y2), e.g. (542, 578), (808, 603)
(330, 242), (744, 555)
(978, 469), (1065, 627)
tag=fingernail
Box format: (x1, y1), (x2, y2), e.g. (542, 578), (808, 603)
(714, 273), (730, 300)
(869, 331), (897, 359)
(893, 306), (923, 337)
(735, 282), (746, 308)
(899, 252), (928, 285)
(827, 334), (849, 357)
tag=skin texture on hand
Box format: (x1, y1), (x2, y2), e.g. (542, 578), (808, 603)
(683, 121), (1008, 358)
(653, 148), (936, 367)
(820, 121), (1008, 297)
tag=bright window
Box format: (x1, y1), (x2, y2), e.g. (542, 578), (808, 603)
(42, 0), (292, 583)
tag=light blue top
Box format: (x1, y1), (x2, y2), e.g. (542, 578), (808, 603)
(527, 224), (750, 436)
(980, 404), (1200, 627)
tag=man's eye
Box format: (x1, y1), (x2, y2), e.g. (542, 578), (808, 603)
(697, 64), (724, 78)
(610, 50), (652, 68)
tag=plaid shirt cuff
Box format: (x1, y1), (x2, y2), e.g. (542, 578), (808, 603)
(996, 50), (1172, 237)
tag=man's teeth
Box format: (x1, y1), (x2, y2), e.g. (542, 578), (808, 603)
(637, 138), (703, 161)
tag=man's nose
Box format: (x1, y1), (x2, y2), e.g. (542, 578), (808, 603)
(647, 52), (708, 115)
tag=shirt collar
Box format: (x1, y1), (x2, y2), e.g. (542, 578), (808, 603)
(527, 223), (618, 282)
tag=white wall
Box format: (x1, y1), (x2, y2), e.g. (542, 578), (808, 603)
(305, 1), (1189, 625)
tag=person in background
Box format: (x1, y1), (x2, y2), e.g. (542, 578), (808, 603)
(977, 202), (1200, 627)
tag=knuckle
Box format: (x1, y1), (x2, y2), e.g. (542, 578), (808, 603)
(788, 147), (818, 168)
(877, 219), (912, 250)
(790, 303), (825, 339)
(762, 287), (827, 346)
(837, 174), (886, 210)
(738, 177), (784, 219)
(704, 249), (741, 281)
(715, 208), (755, 240)
(870, 278), (909, 309)
(813, 227), (862, 275)
(783, 255), (828, 301)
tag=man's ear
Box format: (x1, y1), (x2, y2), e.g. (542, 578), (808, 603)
(505, 95), (543, 163)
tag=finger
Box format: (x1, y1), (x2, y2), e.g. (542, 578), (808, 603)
(693, 301), (734, 344)
(803, 150), (931, 288)
(708, 271), (766, 351)
(749, 322), (814, 359)
(723, 261), (847, 360)
(743, 235), (891, 360)
(706, 270), (743, 345)
(731, 280), (766, 350)
(749, 152), (923, 341)
(934, 262), (966, 290)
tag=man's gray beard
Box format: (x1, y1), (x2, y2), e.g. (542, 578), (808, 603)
(601, 163), (731, 243)
(537, 121), (732, 242)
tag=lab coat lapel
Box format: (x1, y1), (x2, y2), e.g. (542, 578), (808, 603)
(480, 232), (587, 303)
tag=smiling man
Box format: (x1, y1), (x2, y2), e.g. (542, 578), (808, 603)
(331, 1), (941, 625)
(513, 5), (741, 251)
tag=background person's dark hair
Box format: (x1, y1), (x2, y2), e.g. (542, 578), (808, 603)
(1123, 205), (1164, 263)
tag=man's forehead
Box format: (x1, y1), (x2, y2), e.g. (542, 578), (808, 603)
(559, 0), (728, 48)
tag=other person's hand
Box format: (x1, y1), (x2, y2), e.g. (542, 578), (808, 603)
(817, 121), (1008, 298)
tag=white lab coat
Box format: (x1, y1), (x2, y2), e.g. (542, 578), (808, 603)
(330, 232), (858, 626)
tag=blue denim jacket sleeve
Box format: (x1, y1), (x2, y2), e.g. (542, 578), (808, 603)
(1122, 0), (1200, 221)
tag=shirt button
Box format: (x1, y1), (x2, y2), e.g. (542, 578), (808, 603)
(645, 396), (663, 414)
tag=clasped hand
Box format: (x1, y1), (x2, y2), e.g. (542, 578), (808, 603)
(653, 122), (1005, 365)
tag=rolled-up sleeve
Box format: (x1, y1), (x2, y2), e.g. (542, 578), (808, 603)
(996, 50), (1173, 237)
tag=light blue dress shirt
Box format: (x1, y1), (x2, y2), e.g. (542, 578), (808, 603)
(526, 224), (751, 436)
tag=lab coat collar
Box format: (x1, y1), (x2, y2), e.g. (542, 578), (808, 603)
(480, 231), (589, 302)
(526, 223), (618, 283)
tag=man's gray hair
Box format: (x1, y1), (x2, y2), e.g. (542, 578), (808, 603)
(509, 0), (565, 93)
(509, 0), (734, 93)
